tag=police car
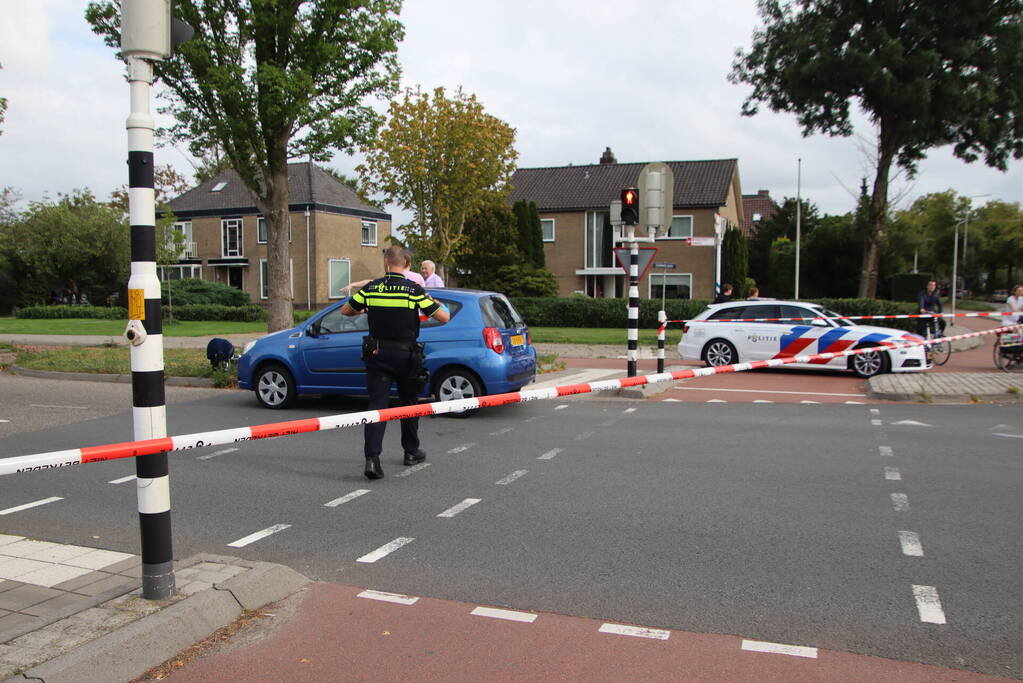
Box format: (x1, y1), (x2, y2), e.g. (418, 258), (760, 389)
(677, 300), (930, 378)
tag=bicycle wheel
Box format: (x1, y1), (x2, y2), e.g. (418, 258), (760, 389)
(930, 339), (951, 366)
(994, 339), (1010, 372)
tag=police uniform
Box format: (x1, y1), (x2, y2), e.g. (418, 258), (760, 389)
(349, 273), (440, 478)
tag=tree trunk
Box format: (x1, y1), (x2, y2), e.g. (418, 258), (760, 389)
(262, 148), (293, 332)
(857, 125), (896, 299)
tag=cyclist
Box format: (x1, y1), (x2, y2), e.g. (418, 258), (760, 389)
(917, 279), (945, 339)
(1006, 284), (1023, 324)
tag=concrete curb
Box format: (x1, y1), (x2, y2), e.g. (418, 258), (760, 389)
(8, 365), (218, 388)
(5, 555), (310, 683)
(867, 372), (1023, 403)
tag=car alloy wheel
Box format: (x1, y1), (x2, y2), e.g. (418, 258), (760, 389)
(435, 368), (483, 418)
(704, 340), (737, 367)
(851, 348), (888, 378)
(255, 364), (296, 408)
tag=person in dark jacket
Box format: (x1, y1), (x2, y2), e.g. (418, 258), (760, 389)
(916, 280), (945, 337)
(713, 283), (733, 304)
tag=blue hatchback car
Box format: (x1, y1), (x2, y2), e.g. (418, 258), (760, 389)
(237, 288), (537, 415)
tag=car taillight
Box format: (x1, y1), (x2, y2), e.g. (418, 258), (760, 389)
(527, 329), (532, 345)
(483, 327), (505, 354)
(682, 324), (689, 334)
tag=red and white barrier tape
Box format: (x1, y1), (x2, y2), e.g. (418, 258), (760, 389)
(2, 324), (1019, 477)
(658, 311), (1018, 333)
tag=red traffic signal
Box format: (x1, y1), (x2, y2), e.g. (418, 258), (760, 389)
(621, 187), (639, 225)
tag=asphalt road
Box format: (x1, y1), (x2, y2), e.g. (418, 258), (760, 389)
(1, 375), (1021, 678)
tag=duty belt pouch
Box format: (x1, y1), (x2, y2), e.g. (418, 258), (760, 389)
(412, 342), (429, 390)
(361, 336), (379, 361)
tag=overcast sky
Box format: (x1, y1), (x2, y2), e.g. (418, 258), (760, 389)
(3, 0), (1021, 220)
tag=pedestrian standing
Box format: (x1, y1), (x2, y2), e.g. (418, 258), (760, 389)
(421, 260), (444, 288)
(341, 245), (450, 479)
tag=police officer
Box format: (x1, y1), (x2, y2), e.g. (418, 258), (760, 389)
(341, 246), (450, 479)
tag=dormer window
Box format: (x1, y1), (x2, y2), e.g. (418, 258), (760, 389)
(211, 181), (228, 192)
(752, 213), (762, 221)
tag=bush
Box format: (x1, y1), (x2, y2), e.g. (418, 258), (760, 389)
(162, 279), (251, 306)
(165, 304), (266, 322)
(16, 305), (128, 319)
(888, 272), (932, 302)
(294, 308), (318, 323)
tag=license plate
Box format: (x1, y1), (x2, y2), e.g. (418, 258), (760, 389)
(510, 334), (525, 347)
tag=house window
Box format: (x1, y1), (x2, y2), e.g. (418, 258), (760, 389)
(159, 264), (202, 281)
(648, 273), (692, 300)
(221, 218), (243, 257)
(328, 258), (352, 299)
(361, 221), (377, 246)
(664, 215), (693, 239)
(752, 213), (762, 222)
(257, 215), (293, 244)
(168, 221), (194, 258)
(211, 181), (228, 192)
(585, 211), (612, 269)
(260, 258), (294, 300)
(541, 218), (555, 242)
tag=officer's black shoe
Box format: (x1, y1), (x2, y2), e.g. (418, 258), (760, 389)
(364, 455), (384, 480)
(403, 449), (427, 466)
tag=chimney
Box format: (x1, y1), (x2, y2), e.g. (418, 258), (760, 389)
(758, 189), (770, 196)
(599, 147), (617, 165)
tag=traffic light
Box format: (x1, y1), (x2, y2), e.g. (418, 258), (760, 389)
(620, 187), (639, 225)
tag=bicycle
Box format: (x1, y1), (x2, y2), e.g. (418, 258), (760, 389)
(922, 316), (951, 366)
(993, 327), (1023, 373)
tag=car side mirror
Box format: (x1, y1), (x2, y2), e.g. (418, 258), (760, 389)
(307, 321), (320, 337)
(811, 318), (829, 327)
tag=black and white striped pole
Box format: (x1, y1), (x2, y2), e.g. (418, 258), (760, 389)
(619, 189), (641, 377)
(120, 0), (192, 600)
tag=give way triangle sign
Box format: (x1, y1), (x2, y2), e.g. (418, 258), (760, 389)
(612, 246), (659, 280)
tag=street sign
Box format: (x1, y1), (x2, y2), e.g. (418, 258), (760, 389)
(687, 237), (716, 246)
(639, 162), (674, 235)
(653, 262), (676, 269)
(612, 246), (659, 280)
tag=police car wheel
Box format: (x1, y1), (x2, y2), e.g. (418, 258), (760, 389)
(850, 347), (890, 378)
(703, 339), (737, 367)
(255, 363), (296, 409)
(435, 368), (482, 418)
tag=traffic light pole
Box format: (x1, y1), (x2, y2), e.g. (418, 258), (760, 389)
(627, 226), (639, 377)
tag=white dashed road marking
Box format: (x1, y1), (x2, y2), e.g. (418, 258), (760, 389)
(489, 427), (513, 436)
(993, 433), (1023, 439)
(198, 447), (239, 460)
(448, 443), (476, 453)
(898, 531), (924, 557)
(0, 497), (63, 516)
(324, 489), (370, 507)
(30, 404), (89, 410)
(437, 498), (481, 518)
(891, 493), (910, 512)
(622, 407), (637, 413)
(912, 585), (947, 624)
(574, 430), (594, 441)
(741, 639), (818, 659)
(753, 400), (774, 403)
(496, 470), (528, 485)
(845, 401), (865, 404)
(879, 446), (893, 457)
(471, 606), (538, 623)
(358, 589), (418, 605)
(598, 623), (670, 640)
(357, 537), (414, 563)
(227, 524), (291, 548)
(800, 400), (820, 404)
(671, 387), (867, 398)
(395, 463), (431, 477)
(706, 399), (728, 403)
(870, 408), (880, 415)
(892, 420), (932, 427)
(555, 404), (569, 410)
(884, 467), (902, 481)
(108, 475), (136, 485)
(871, 419), (882, 426)
(0, 419), (9, 423)
(538, 448), (563, 460)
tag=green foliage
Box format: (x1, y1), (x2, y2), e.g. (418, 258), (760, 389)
(511, 297), (710, 329)
(811, 298), (919, 333)
(16, 305), (127, 320)
(294, 309), (318, 323)
(511, 200), (544, 268)
(359, 86), (519, 276)
(167, 304), (266, 322)
(889, 273), (934, 303)
(457, 201), (519, 288)
(768, 236), (795, 299)
(0, 61), (7, 136)
(721, 225), (748, 297)
(800, 213), (864, 298)
(488, 265), (558, 297)
(748, 197), (821, 296)
(731, 0), (1023, 297)
(162, 279), (251, 306)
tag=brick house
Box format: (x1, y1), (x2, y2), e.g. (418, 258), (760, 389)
(508, 150), (744, 300)
(740, 189), (779, 239)
(162, 162), (391, 308)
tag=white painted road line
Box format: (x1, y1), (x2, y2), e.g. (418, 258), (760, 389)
(891, 493), (910, 512)
(471, 606), (538, 623)
(870, 408), (880, 415)
(448, 443), (476, 454)
(799, 400), (820, 404)
(357, 589), (419, 605)
(671, 386), (867, 398)
(753, 400), (774, 403)
(30, 404), (89, 410)
(197, 447), (239, 461)
(227, 524), (291, 548)
(993, 433), (1023, 439)
(871, 419), (883, 426)
(912, 585), (947, 624)
(741, 639), (818, 659)
(0, 419), (9, 423)
(357, 537), (414, 563)
(108, 475), (137, 485)
(879, 446), (893, 457)
(496, 470), (528, 485)
(706, 399), (728, 403)
(845, 400), (865, 404)
(489, 427), (513, 436)
(622, 407), (637, 413)
(0, 497), (63, 516)
(538, 448), (563, 460)
(324, 489), (371, 508)
(598, 623), (670, 640)
(574, 430), (594, 441)
(898, 531), (924, 557)
(438, 498), (482, 518)
(892, 420), (932, 427)
(885, 467), (902, 481)
(555, 404), (569, 410)
(395, 463), (431, 477)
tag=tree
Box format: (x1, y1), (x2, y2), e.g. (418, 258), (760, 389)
(748, 196), (821, 296)
(456, 201), (519, 289)
(731, 0), (1023, 298)
(721, 224), (749, 297)
(0, 190), (130, 306)
(359, 86), (518, 280)
(0, 62), (7, 136)
(86, 1), (404, 331)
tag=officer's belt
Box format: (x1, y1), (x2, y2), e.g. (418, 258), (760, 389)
(374, 339), (419, 351)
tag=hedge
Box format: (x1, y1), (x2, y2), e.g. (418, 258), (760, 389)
(16, 305), (128, 320)
(165, 304), (266, 322)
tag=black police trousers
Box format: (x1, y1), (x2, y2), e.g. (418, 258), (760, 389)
(364, 347), (421, 458)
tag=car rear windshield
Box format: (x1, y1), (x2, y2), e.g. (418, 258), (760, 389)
(481, 295), (525, 329)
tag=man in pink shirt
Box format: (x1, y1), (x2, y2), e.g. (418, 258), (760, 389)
(421, 260), (444, 288)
